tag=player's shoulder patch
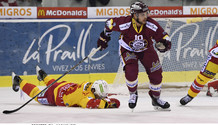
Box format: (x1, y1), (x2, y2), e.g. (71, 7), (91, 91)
(106, 19), (115, 30)
(146, 21), (158, 32)
(210, 47), (218, 58)
(119, 22), (131, 30)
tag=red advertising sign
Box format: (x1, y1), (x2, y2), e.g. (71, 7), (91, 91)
(149, 6), (183, 18)
(37, 7), (87, 18)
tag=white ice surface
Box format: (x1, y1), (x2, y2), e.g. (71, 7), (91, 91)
(1, 85), (218, 123)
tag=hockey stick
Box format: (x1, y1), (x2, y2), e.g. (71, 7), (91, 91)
(3, 47), (101, 114)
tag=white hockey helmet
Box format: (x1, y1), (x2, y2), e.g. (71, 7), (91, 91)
(130, 1), (149, 14)
(91, 80), (109, 98)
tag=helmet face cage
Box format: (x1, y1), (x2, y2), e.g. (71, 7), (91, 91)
(130, 1), (149, 15)
(92, 80), (109, 98)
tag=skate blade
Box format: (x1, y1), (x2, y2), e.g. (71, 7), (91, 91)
(153, 106), (171, 111)
(131, 109), (134, 112)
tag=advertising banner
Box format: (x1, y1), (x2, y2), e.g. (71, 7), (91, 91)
(87, 6), (183, 18)
(149, 6), (183, 18)
(88, 7), (130, 18)
(183, 6), (218, 15)
(37, 7), (87, 18)
(0, 7), (37, 18)
(0, 19), (218, 76)
(0, 21), (119, 76)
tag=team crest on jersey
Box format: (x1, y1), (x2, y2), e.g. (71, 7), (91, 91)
(129, 39), (148, 52)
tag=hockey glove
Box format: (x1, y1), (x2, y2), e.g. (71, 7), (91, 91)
(103, 98), (120, 108)
(97, 31), (111, 51)
(155, 39), (171, 53)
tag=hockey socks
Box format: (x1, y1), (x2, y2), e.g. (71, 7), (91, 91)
(20, 80), (41, 102)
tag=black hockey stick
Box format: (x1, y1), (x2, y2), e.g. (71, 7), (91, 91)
(3, 47), (100, 114)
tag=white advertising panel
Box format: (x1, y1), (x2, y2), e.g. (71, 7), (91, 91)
(183, 6), (218, 15)
(0, 7), (37, 18)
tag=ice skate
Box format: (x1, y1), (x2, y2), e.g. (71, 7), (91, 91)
(128, 91), (138, 109)
(149, 92), (170, 111)
(180, 94), (193, 105)
(12, 72), (22, 92)
(36, 66), (47, 81)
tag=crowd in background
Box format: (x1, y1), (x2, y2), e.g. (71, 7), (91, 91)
(0, 0), (217, 7)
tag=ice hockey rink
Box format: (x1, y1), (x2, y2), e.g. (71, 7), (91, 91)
(1, 85), (218, 124)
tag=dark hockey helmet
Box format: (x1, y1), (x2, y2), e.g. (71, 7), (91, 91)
(130, 1), (149, 14)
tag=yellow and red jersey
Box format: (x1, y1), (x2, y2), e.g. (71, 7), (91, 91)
(20, 76), (120, 109)
(50, 79), (108, 108)
(188, 40), (218, 97)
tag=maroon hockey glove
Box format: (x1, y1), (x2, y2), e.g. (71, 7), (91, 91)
(155, 39), (171, 53)
(97, 31), (111, 51)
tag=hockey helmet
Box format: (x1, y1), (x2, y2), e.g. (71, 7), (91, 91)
(91, 80), (109, 98)
(130, 1), (149, 14)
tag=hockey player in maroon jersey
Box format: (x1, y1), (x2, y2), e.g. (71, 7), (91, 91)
(180, 40), (218, 105)
(97, 1), (171, 110)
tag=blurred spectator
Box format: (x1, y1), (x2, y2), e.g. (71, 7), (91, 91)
(0, 0), (17, 6)
(185, 0), (206, 5)
(89, 0), (110, 7)
(16, 0), (41, 6)
(195, 0), (206, 5)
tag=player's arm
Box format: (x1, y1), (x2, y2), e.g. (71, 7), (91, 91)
(80, 97), (120, 109)
(153, 22), (171, 53)
(97, 18), (121, 51)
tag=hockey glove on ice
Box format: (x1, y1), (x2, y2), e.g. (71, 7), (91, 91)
(103, 98), (120, 108)
(97, 31), (111, 51)
(155, 39), (171, 53)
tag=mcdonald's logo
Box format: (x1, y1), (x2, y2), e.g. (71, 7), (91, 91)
(38, 9), (45, 16)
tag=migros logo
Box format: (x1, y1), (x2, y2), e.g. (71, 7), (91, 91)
(38, 9), (45, 16)
(96, 8), (130, 16)
(190, 7), (218, 14)
(0, 7), (32, 16)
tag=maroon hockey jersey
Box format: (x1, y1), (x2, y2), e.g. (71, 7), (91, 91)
(105, 15), (169, 52)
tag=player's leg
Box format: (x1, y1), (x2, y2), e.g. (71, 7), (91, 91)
(12, 72), (41, 102)
(139, 49), (170, 109)
(36, 66), (56, 86)
(180, 53), (218, 105)
(120, 47), (139, 109)
(36, 66), (66, 106)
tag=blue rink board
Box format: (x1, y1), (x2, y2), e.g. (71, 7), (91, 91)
(0, 19), (217, 76)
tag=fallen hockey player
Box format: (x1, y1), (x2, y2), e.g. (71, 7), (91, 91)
(12, 66), (120, 109)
